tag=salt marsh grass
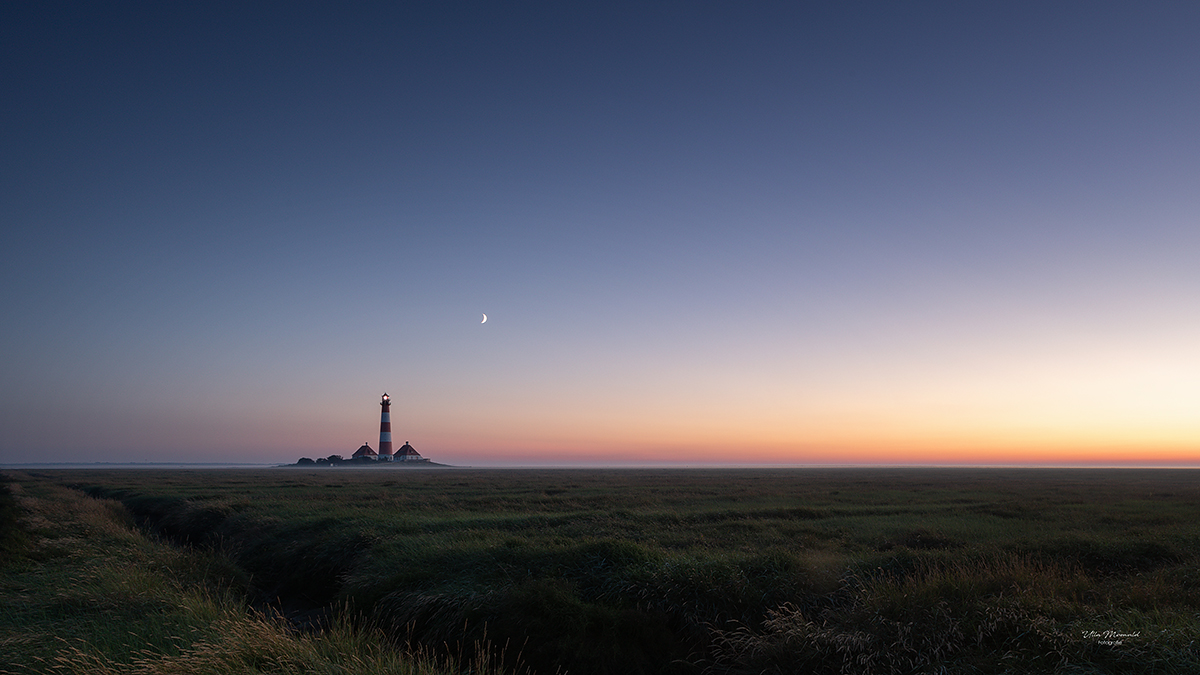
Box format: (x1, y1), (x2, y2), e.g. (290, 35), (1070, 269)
(0, 472), (504, 675)
(7, 467), (1200, 674)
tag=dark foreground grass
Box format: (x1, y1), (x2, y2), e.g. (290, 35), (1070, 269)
(0, 472), (511, 675)
(12, 467), (1200, 674)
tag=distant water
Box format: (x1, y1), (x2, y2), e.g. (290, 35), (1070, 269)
(0, 462), (281, 469)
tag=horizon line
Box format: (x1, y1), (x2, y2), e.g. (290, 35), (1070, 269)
(4, 462), (1200, 470)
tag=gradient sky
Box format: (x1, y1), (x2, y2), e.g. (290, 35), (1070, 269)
(3, 2), (1198, 466)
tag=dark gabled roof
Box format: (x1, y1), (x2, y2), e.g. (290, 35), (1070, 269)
(352, 443), (377, 457)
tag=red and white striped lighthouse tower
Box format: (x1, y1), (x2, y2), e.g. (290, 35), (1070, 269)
(378, 393), (394, 461)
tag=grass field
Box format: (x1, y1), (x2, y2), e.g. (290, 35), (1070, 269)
(4, 467), (1199, 674)
(0, 471), (507, 675)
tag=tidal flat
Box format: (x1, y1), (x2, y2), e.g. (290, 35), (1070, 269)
(3, 467), (1199, 674)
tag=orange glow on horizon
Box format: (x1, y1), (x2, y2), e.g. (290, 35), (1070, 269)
(425, 425), (1200, 466)
(411, 341), (1200, 466)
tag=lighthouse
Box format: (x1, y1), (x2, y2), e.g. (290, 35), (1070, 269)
(378, 393), (394, 461)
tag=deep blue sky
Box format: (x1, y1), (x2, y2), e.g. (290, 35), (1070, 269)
(3, 2), (1198, 465)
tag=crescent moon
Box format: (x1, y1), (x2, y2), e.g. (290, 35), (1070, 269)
(481, 313), (487, 324)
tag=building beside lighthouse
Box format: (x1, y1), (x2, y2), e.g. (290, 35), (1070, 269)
(394, 441), (422, 462)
